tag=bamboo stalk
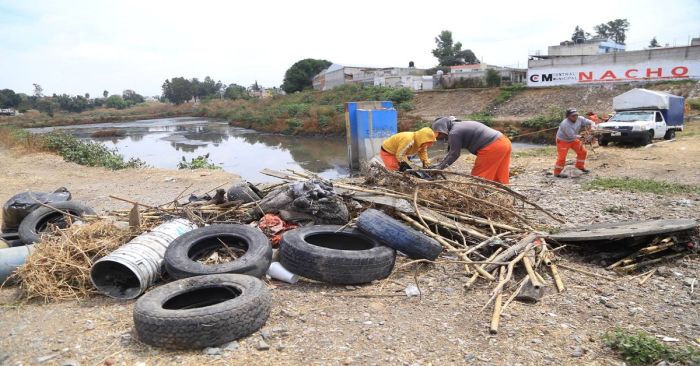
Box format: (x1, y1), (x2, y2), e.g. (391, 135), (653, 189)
(557, 263), (617, 281)
(522, 253), (542, 289)
(638, 268), (657, 285)
(490, 267), (506, 334)
(465, 248), (504, 288)
(501, 275), (529, 314)
(544, 254), (565, 292)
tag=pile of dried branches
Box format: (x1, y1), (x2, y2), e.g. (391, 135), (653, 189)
(12, 221), (132, 302)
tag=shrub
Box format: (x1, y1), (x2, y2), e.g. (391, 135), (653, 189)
(466, 112), (494, 126)
(177, 154), (221, 170)
(286, 118), (303, 133)
(521, 106), (565, 129)
(486, 69), (501, 87)
(285, 103), (310, 117)
(41, 131), (145, 169)
(604, 329), (699, 365)
(397, 101), (414, 111)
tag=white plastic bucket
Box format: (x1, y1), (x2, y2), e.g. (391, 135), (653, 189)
(267, 261), (299, 284)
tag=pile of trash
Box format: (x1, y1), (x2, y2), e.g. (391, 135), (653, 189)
(1, 169), (697, 348)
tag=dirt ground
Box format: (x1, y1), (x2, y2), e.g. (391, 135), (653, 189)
(1, 127), (699, 366)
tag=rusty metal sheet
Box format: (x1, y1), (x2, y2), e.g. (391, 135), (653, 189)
(548, 219), (697, 242)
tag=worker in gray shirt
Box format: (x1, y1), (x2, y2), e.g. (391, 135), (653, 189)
(553, 108), (593, 176)
(432, 116), (512, 184)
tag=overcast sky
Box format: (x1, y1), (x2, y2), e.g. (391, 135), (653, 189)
(1, 0), (698, 97)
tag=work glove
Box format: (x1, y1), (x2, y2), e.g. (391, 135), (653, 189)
(398, 162), (413, 172)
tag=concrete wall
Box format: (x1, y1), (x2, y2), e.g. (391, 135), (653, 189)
(528, 46), (700, 87)
(548, 40), (625, 56)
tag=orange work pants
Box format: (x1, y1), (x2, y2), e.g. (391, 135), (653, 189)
(554, 138), (586, 175)
(380, 149), (400, 171)
(471, 135), (512, 184)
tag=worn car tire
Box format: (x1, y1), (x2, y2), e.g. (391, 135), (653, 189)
(133, 274), (271, 349)
(18, 201), (95, 244)
(164, 224), (272, 279)
(641, 130), (653, 145)
(279, 225), (395, 284)
(663, 129), (675, 140)
(357, 209), (443, 260)
(599, 137), (609, 146)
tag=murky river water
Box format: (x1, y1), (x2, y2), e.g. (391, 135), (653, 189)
(29, 117), (539, 183)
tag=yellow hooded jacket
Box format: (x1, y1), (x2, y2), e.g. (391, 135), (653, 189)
(381, 127), (436, 167)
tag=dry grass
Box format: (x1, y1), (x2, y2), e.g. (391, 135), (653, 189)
(11, 221), (132, 302)
(0, 126), (46, 153)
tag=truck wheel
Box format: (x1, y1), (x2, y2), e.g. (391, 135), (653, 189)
(663, 130), (675, 140)
(640, 130), (653, 146)
(599, 137), (609, 147)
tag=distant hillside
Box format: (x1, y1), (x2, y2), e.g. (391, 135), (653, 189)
(410, 80), (700, 122)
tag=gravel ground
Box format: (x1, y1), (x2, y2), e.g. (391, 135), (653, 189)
(1, 131), (699, 366)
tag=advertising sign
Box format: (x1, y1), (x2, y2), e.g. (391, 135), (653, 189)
(527, 60), (700, 87)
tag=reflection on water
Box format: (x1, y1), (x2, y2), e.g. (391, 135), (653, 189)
(29, 117), (350, 183)
(28, 117), (541, 183)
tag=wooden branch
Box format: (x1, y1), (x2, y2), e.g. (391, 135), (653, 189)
(484, 233), (539, 273)
(490, 267), (506, 334)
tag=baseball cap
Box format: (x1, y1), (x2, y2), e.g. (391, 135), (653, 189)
(565, 108), (578, 117)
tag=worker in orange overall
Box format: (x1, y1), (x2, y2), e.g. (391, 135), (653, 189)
(379, 127), (437, 171)
(553, 108), (594, 177)
(432, 116), (512, 184)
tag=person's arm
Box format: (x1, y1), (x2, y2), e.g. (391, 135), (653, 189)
(418, 146), (430, 168)
(394, 137), (414, 163)
(579, 116), (593, 128)
(437, 133), (462, 169)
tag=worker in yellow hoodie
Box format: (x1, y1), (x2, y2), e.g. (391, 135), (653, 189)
(380, 127), (437, 171)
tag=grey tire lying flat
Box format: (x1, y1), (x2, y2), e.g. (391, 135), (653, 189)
(280, 225), (395, 284)
(133, 274), (271, 349)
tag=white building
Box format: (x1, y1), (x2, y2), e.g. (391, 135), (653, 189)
(313, 64), (432, 91)
(547, 38), (626, 57)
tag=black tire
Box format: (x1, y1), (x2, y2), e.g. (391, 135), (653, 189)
(227, 183), (261, 203)
(664, 129), (676, 140)
(133, 274), (271, 349)
(599, 137), (609, 146)
(356, 209), (443, 260)
(18, 201), (95, 244)
(640, 130), (653, 145)
(279, 225), (395, 284)
(164, 224), (272, 279)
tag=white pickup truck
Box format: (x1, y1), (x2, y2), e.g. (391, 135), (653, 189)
(598, 89), (684, 146)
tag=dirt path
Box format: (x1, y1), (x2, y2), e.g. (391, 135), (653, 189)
(1, 131), (699, 366)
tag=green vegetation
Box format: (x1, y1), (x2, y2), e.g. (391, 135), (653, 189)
(688, 98), (700, 111)
(282, 59), (332, 94)
(495, 84), (525, 104)
(521, 106), (565, 129)
(485, 69), (501, 87)
(177, 154), (220, 170)
(192, 84), (419, 134)
(466, 112), (494, 126)
(603, 329), (699, 365)
(584, 177), (700, 195)
(42, 131), (145, 169)
(0, 127), (144, 169)
(432, 30), (478, 66)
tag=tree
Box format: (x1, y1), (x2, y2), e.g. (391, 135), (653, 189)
(649, 37), (661, 48)
(485, 69), (501, 87)
(0, 89), (21, 108)
(594, 19), (630, 44)
(571, 26), (591, 41)
(85, 92), (90, 99)
(162, 77), (193, 105)
(33, 83), (43, 98)
(105, 95), (128, 109)
(103, 90), (109, 98)
(409, 61), (415, 68)
(196, 76), (224, 100)
(122, 89), (145, 104)
(224, 84), (248, 100)
(281, 58), (332, 93)
(432, 30), (478, 66)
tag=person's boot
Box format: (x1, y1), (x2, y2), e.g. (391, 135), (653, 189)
(579, 168), (591, 174)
